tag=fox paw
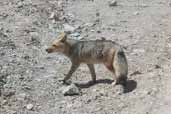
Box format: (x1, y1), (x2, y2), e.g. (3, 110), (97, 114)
(59, 79), (72, 85)
(88, 80), (96, 85)
(111, 81), (117, 86)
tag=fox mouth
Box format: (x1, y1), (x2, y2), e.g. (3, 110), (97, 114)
(45, 48), (53, 53)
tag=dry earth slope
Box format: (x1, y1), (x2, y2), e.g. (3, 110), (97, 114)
(1, 0), (171, 114)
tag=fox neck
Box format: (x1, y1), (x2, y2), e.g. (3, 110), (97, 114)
(63, 38), (77, 57)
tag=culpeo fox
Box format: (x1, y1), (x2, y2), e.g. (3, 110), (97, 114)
(46, 32), (128, 86)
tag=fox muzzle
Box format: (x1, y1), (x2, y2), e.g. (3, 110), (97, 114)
(46, 48), (53, 53)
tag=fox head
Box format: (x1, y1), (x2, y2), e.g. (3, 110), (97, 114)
(46, 32), (67, 53)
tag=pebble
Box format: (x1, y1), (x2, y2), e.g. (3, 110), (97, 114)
(155, 64), (161, 69)
(3, 90), (15, 97)
(84, 23), (95, 27)
(49, 12), (55, 19)
(17, 93), (27, 101)
(134, 11), (139, 15)
(26, 104), (34, 110)
(130, 70), (142, 76)
(108, 0), (117, 7)
(70, 32), (80, 37)
(96, 12), (100, 17)
(90, 29), (95, 32)
(9, 110), (17, 114)
(17, 2), (23, 8)
(114, 85), (124, 95)
(2, 100), (7, 105)
(99, 89), (108, 96)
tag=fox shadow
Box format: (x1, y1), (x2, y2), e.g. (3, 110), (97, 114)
(123, 80), (137, 93)
(75, 79), (137, 93)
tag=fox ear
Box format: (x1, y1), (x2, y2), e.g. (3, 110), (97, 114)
(59, 32), (67, 42)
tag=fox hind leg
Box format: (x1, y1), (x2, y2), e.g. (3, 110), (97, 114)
(113, 50), (128, 87)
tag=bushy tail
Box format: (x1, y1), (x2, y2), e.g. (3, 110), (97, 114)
(113, 48), (128, 86)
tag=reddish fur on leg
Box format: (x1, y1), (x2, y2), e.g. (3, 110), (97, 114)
(105, 63), (113, 71)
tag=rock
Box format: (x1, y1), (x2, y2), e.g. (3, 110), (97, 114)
(130, 70), (142, 76)
(142, 89), (151, 96)
(17, 0), (32, 8)
(96, 12), (100, 17)
(134, 11), (139, 15)
(108, 0), (117, 7)
(29, 32), (40, 46)
(99, 89), (108, 96)
(17, 2), (23, 8)
(2, 100), (7, 105)
(63, 24), (76, 33)
(155, 64), (161, 69)
(26, 104), (34, 110)
(9, 110), (17, 114)
(3, 90), (15, 97)
(169, 2), (171, 6)
(49, 12), (55, 19)
(22, 85), (32, 90)
(153, 34), (157, 37)
(97, 30), (101, 33)
(70, 32), (80, 37)
(84, 23), (95, 27)
(61, 84), (80, 96)
(95, 19), (100, 23)
(86, 99), (91, 104)
(17, 93), (26, 101)
(90, 29), (95, 32)
(114, 85), (124, 95)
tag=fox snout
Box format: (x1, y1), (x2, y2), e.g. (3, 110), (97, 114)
(45, 44), (64, 53)
(46, 48), (53, 53)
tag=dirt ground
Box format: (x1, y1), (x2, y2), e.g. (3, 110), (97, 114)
(1, 0), (171, 114)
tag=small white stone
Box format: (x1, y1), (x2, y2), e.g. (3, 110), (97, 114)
(26, 104), (34, 110)
(71, 32), (80, 37)
(2, 100), (7, 105)
(90, 29), (95, 32)
(49, 12), (55, 19)
(108, 0), (117, 7)
(134, 11), (139, 15)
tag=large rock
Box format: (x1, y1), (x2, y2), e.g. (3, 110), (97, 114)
(61, 84), (80, 96)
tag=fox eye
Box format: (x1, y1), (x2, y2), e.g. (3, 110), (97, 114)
(52, 44), (57, 47)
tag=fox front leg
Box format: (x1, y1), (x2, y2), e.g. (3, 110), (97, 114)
(63, 63), (80, 84)
(87, 64), (96, 83)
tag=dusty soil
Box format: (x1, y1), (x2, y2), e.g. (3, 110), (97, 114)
(1, 0), (171, 114)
